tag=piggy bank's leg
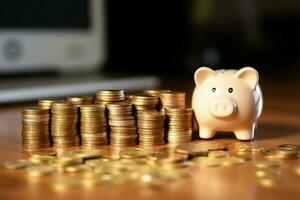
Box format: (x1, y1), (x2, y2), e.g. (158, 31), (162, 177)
(234, 125), (255, 140)
(199, 126), (216, 139)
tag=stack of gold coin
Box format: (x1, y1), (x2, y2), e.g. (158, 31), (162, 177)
(130, 94), (159, 115)
(67, 96), (95, 105)
(160, 91), (186, 109)
(165, 108), (193, 144)
(38, 100), (54, 110)
(51, 102), (80, 147)
(143, 89), (171, 97)
(137, 110), (166, 146)
(143, 89), (171, 110)
(107, 102), (137, 147)
(80, 105), (107, 147)
(95, 90), (125, 105)
(22, 108), (51, 150)
(81, 96), (95, 104)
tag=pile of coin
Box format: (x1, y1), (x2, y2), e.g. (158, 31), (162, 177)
(107, 102), (137, 146)
(260, 146), (299, 160)
(51, 102), (80, 147)
(95, 90), (125, 105)
(160, 91), (186, 109)
(38, 100), (54, 110)
(165, 108), (193, 144)
(22, 108), (51, 150)
(67, 96), (95, 105)
(80, 105), (108, 147)
(137, 110), (166, 146)
(130, 94), (159, 115)
(4, 141), (300, 190)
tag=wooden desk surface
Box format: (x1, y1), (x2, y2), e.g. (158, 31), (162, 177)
(0, 77), (299, 200)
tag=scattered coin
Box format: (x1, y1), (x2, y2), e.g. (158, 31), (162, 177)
(26, 165), (57, 177)
(222, 156), (245, 166)
(278, 144), (300, 151)
(27, 150), (57, 157)
(192, 157), (223, 167)
(175, 143), (208, 156)
(252, 160), (281, 169)
(208, 150), (229, 158)
(2, 159), (32, 169)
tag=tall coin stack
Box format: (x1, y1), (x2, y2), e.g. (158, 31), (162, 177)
(165, 108), (193, 144)
(80, 105), (107, 147)
(137, 110), (166, 146)
(160, 91), (186, 109)
(95, 90), (125, 105)
(51, 102), (80, 147)
(107, 102), (137, 147)
(130, 94), (159, 115)
(22, 108), (51, 150)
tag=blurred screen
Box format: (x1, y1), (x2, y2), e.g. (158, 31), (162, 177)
(0, 0), (90, 29)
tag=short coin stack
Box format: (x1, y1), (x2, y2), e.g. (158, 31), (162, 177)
(165, 108), (193, 144)
(143, 89), (171, 110)
(95, 90), (125, 105)
(160, 91), (186, 109)
(130, 94), (159, 115)
(67, 96), (95, 105)
(137, 110), (166, 146)
(22, 108), (51, 150)
(107, 102), (137, 147)
(38, 100), (54, 110)
(80, 105), (108, 147)
(51, 102), (80, 147)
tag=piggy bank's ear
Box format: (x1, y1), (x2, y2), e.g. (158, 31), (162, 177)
(235, 67), (259, 90)
(194, 67), (216, 86)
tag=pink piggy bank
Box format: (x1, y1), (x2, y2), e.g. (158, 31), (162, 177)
(192, 67), (263, 140)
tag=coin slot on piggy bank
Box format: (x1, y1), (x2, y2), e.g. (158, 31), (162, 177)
(192, 67), (263, 140)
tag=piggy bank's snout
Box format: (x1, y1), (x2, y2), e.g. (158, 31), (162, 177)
(210, 98), (237, 118)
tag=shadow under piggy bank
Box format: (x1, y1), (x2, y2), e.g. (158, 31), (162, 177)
(192, 123), (300, 141)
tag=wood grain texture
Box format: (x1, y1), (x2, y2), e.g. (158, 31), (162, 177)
(0, 77), (299, 200)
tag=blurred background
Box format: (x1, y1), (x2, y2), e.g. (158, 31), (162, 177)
(0, 0), (299, 102)
(106, 0), (300, 75)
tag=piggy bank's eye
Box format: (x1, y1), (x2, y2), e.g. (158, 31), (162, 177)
(212, 88), (216, 92)
(228, 87), (233, 93)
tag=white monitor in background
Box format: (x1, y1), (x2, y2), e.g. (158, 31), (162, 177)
(0, 0), (106, 73)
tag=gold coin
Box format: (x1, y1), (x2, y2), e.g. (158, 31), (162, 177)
(278, 144), (300, 151)
(26, 165), (57, 177)
(255, 169), (281, 178)
(61, 150), (102, 159)
(208, 150), (229, 158)
(2, 159), (32, 169)
(222, 156), (245, 166)
(175, 144), (208, 156)
(28, 156), (56, 164)
(28, 150), (57, 157)
(194, 141), (225, 151)
(64, 164), (92, 173)
(273, 149), (299, 159)
(192, 157), (223, 167)
(120, 148), (147, 159)
(258, 175), (281, 187)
